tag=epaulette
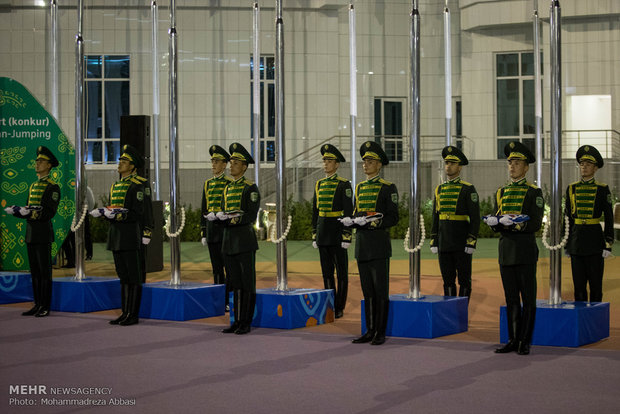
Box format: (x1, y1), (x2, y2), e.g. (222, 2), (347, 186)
(136, 175), (147, 183)
(569, 181), (581, 187)
(244, 178), (255, 186)
(378, 178), (393, 186)
(224, 175), (234, 182)
(130, 177), (142, 185)
(46, 178), (57, 185)
(337, 176), (350, 182)
(594, 181), (608, 188)
(460, 180), (472, 186)
(527, 182), (540, 190)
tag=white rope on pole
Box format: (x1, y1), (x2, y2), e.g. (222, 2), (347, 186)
(541, 215), (570, 251)
(165, 206), (186, 238)
(70, 203), (89, 232)
(270, 215), (292, 244)
(403, 214), (426, 253)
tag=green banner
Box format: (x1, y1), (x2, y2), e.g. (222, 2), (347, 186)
(0, 77), (76, 271)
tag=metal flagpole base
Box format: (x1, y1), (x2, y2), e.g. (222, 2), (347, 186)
(140, 281), (225, 321)
(499, 300), (609, 347)
(361, 294), (468, 339)
(228, 287), (335, 330)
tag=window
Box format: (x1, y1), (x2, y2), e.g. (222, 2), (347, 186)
(85, 55), (130, 164)
(250, 55), (275, 163)
(495, 52), (542, 159)
(374, 98), (405, 162)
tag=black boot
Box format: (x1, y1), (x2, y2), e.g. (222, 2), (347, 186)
(335, 277), (348, 319)
(443, 285), (457, 297)
(371, 299), (389, 345)
(119, 284), (142, 326)
(22, 304), (40, 316)
(223, 290), (242, 333)
(495, 304), (520, 353)
(517, 305), (536, 355)
(235, 291), (255, 335)
(35, 278), (52, 317)
(110, 283), (129, 325)
(352, 298), (375, 343)
(458, 286), (472, 301)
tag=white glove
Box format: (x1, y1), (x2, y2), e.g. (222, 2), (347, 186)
(430, 246), (438, 254)
(353, 216), (368, 226)
(19, 207), (30, 216)
(484, 216), (499, 226)
(341, 242), (351, 249)
(142, 237), (151, 245)
(312, 241), (318, 249)
(103, 208), (116, 220)
(201, 237), (208, 246)
(499, 215), (514, 226)
(464, 247), (475, 255)
(4, 206), (15, 215)
(206, 212), (217, 221)
(216, 211), (229, 221)
(89, 208), (102, 218)
(340, 217), (354, 227)
(602, 250), (612, 259)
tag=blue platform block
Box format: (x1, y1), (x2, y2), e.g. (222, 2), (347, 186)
(0, 272), (33, 304)
(51, 276), (121, 313)
(361, 294), (469, 339)
(500, 299), (610, 347)
(229, 288), (335, 329)
(140, 281), (225, 321)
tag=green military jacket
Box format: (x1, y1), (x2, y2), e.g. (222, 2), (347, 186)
(201, 173), (233, 243)
(221, 176), (260, 255)
(564, 179), (614, 256)
(24, 175), (60, 244)
(430, 176), (480, 252)
(353, 176), (399, 261)
(311, 173), (353, 246)
(494, 178), (544, 266)
(106, 174), (144, 251)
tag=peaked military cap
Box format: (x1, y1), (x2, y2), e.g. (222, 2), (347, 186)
(210, 145), (230, 162)
(321, 144), (346, 162)
(119, 144), (144, 169)
(360, 141), (389, 165)
(229, 142), (255, 164)
(442, 145), (468, 166)
(504, 141), (535, 164)
(576, 145), (603, 168)
(36, 146), (59, 168)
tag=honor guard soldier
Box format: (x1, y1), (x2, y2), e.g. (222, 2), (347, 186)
(134, 153), (154, 289)
(430, 146), (480, 301)
(565, 145), (614, 302)
(90, 145), (145, 326)
(311, 144), (353, 319)
(487, 141), (544, 355)
(342, 141), (399, 345)
(219, 143), (260, 335)
(201, 145), (233, 310)
(5, 146), (60, 317)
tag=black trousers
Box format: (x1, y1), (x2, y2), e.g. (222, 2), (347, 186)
(208, 241), (226, 285)
(224, 251), (256, 292)
(499, 263), (537, 308)
(438, 251), (472, 290)
(27, 243), (52, 309)
(358, 258), (390, 302)
(318, 245), (348, 312)
(571, 254), (604, 302)
(112, 250), (142, 284)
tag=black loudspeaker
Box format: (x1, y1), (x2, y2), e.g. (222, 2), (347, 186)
(120, 115), (150, 180)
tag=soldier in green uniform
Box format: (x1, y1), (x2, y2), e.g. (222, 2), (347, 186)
(343, 141), (399, 346)
(201, 145), (233, 310)
(219, 143), (260, 335)
(90, 145), (145, 326)
(311, 144), (353, 319)
(430, 146), (480, 301)
(489, 141), (544, 355)
(565, 145), (614, 302)
(5, 146), (60, 317)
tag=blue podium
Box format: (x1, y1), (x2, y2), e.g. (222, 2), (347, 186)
(500, 299), (609, 347)
(229, 288), (335, 329)
(139, 281), (225, 321)
(361, 294), (469, 339)
(51, 276), (121, 312)
(0, 272), (33, 304)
